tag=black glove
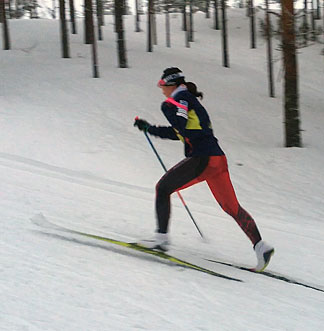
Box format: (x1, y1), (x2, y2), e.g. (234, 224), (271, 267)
(134, 118), (151, 132)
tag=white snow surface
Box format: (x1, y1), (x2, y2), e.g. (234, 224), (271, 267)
(1, 10), (324, 331)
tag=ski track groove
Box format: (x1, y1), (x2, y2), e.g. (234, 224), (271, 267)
(0, 152), (152, 201)
(0, 152), (213, 219)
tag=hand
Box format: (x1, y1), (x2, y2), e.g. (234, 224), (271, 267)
(134, 117), (151, 132)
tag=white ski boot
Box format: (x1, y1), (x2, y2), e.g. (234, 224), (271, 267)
(138, 232), (170, 251)
(254, 240), (274, 272)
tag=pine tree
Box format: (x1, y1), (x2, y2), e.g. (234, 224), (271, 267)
(115, 0), (128, 67)
(59, 0), (69, 58)
(282, 0), (302, 147)
(0, 0), (11, 50)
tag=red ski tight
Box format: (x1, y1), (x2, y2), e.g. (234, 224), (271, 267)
(155, 155), (262, 245)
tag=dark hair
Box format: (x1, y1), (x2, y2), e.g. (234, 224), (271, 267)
(161, 67), (185, 86)
(184, 82), (204, 100)
(161, 67), (203, 99)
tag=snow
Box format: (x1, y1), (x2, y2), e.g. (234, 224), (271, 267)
(1, 9), (324, 331)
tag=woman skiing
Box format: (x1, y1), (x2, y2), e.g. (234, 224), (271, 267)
(134, 67), (274, 272)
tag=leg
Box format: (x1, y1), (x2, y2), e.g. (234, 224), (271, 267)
(206, 156), (262, 245)
(155, 156), (209, 233)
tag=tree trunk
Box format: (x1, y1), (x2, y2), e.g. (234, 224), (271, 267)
(182, 1), (187, 31)
(69, 0), (77, 34)
(91, 21), (99, 77)
(249, 0), (256, 48)
(0, 0), (2, 23)
(265, 0), (274, 97)
(135, 0), (141, 32)
(189, 0), (193, 42)
(152, 3), (157, 45)
(183, 1), (190, 48)
(59, 0), (70, 58)
(14, 0), (19, 19)
(147, 0), (153, 51)
(303, 0), (308, 46)
(165, 2), (170, 47)
(316, 0), (320, 19)
(0, 0), (10, 50)
(8, 0), (13, 18)
(221, 0), (229, 67)
(185, 9), (190, 48)
(115, 0), (128, 67)
(96, 0), (103, 40)
(246, 0), (251, 17)
(310, 0), (316, 41)
(87, 0), (99, 77)
(84, 0), (92, 44)
(214, 0), (219, 30)
(281, 0), (302, 147)
(206, 0), (210, 18)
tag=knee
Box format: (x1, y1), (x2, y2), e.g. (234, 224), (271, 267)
(220, 202), (239, 218)
(222, 204), (237, 218)
(155, 180), (170, 198)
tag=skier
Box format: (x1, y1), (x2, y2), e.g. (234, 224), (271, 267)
(134, 67), (274, 272)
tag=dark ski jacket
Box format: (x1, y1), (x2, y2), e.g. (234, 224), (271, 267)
(148, 86), (225, 157)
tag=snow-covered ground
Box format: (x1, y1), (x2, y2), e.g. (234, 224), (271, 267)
(1, 9), (324, 331)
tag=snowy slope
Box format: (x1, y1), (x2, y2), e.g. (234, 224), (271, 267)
(1, 10), (324, 331)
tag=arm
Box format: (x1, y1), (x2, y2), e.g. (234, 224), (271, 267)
(134, 117), (179, 140)
(148, 125), (180, 140)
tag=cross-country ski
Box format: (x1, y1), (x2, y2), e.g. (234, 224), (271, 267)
(31, 214), (242, 282)
(205, 258), (324, 293)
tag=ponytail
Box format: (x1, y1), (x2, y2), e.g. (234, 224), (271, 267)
(184, 82), (204, 100)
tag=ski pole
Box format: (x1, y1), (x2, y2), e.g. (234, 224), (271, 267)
(141, 128), (204, 239)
